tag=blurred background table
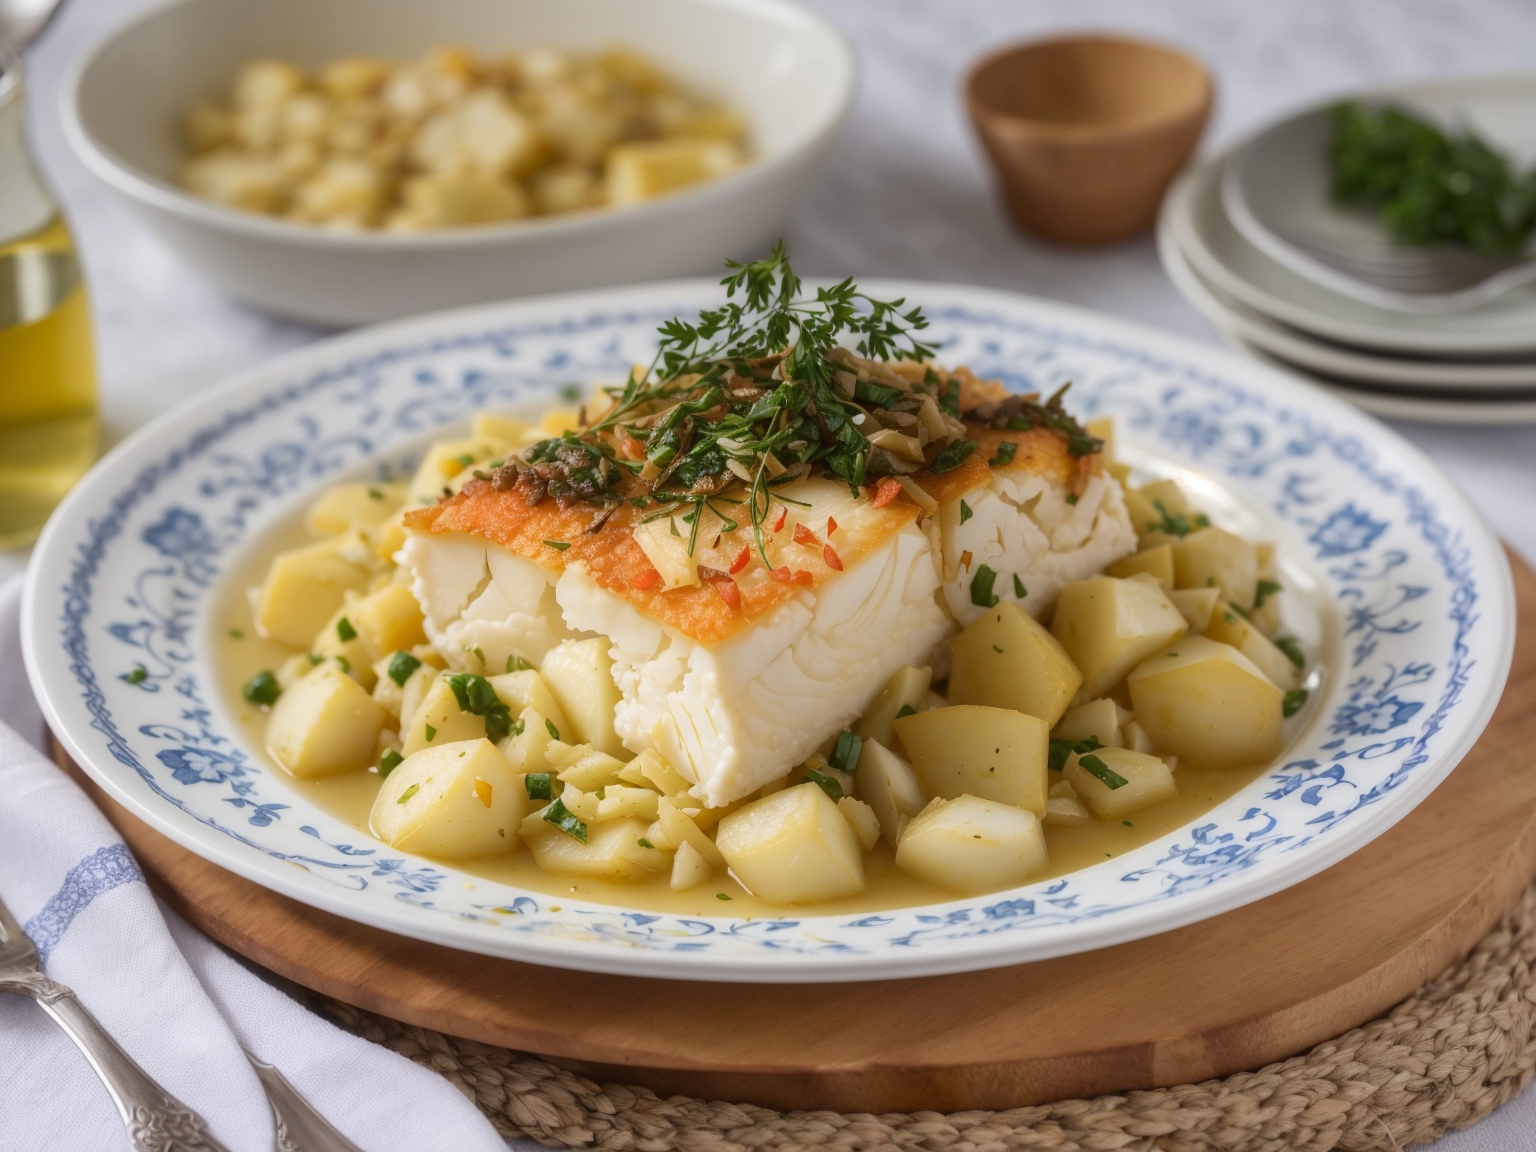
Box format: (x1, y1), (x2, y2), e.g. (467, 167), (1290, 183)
(7, 0), (1536, 1144)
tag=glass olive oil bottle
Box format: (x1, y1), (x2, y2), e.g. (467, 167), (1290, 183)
(0, 44), (97, 549)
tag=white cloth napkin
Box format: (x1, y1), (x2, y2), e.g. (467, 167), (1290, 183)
(0, 574), (511, 1152)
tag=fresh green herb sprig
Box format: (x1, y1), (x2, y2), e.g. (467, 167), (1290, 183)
(1331, 101), (1536, 255)
(1049, 737), (1101, 772)
(446, 673), (514, 743)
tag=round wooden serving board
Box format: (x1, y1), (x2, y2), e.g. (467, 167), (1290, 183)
(57, 549), (1536, 1114)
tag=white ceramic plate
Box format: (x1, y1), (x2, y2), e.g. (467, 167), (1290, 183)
(1235, 341), (1536, 426)
(1158, 213), (1536, 392)
(1166, 155), (1536, 359)
(23, 280), (1514, 982)
(1221, 78), (1536, 315)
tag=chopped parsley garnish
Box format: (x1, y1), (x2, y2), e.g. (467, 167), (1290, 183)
(508, 718), (526, 738)
(1283, 688), (1309, 718)
(560, 383), (582, 402)
(854, 380), (904, 408)
(929, 439), (978, 474)
(122, 664), (149, 686)
(506, 654), (531, 672)
(525, 772), (553, 800)
(334, 655), (351, 673)
(1065, 493), (1079, 505)
(895, 704), (917, 719)
(378, 749), (404, 778)
(805, 768), (844, 801)
(397, 783), (419, 803)
(228, 628), (243, 639)
(716, 893), (733, 900)
(1330, 101), (1536, 255)
(939, 375), (961, 416)
(336, 616), (357, 642)
(959, 499), (973, 524)
(988, 441), (1017, 467)
(446, 673), (514, 743)
(1078, 754), (1128, 790)
(1148, 499), (1196, 537)
(1254, 579), (1282, 609)
(242, 670), (280, 706)
(543, 540), (571, 551)
(638, 837), (655, 849)
(1013, 574), (1027, 598)
(307, 653), (324, 664)
(368, 487), (385, 500)
(424, 724), (437, 741)
(992, 644), (1003, 653)
(1274, 636), (1306, 669)
(545, 718), (560, 740)
(387, 650), (421, 686)
(970, 564), (1001, 608)
(543, 798), (588, 843)
(1049, 737), (1100, 772)
(828, 728), (863, 772)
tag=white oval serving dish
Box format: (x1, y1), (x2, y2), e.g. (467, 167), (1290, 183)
(23, 279), (1514, 982)
(60, 0), (855, 327)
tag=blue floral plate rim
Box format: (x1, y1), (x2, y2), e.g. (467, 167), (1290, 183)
(22, 278), (1515, 982)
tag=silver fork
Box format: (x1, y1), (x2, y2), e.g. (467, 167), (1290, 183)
(0, 889), (231, 1151)
(0, 888), (365, 1151)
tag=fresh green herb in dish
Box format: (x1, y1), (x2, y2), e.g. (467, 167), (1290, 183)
(1330, 101), (1536, 255)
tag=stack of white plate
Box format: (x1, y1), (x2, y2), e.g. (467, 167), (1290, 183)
(1157, 76), (1536, 425)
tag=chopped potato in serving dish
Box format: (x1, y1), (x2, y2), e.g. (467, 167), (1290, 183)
(179, 47), (748, 231)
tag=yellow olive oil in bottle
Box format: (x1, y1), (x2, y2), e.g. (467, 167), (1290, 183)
(0, 46), (97, 549)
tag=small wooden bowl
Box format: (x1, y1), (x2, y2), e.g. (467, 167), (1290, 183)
(967, 35), (1212, 245)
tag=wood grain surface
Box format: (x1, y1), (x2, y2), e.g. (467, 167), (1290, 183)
(57, 550), (1536, 1114)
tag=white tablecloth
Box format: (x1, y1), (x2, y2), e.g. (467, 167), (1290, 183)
(7, 0), (1536, 1146)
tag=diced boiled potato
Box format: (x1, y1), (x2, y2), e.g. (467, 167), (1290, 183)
(1052, 698), (1124, 749)
(369, 738), (524, 858)
(486, 670), (571, 742)
(893, 706), (1048, 814)
(716, 783), (864, 904)
(895, 795), (1048, 893)
(255, 536), (375, 647)
(538, 408), (581, 436)
(537, 638), (623, 756)
(1064, 747), (1177, 820)
(1204, 603), (1300, 690)
(670, 840), (712, 891)
(854, 665), (932, 750)
(411, 89), (542, 178)
(553, 744), (627, 791)
(597, 786), (660, 823)
(266, 664), (386, 778)
(393, 662), (433, 727)
(635, 749), (693, 798)
(1050, 576), (1188, 698)
(949, 603), (1082, 726)
(522, 813), (667, 879)
(1106, 544), (1174, 590)
(276, 652), (318, 690)
(1168, 586), (1221, 633)
(394, 172), (529, 229)
(306, 482), (407, 536)
(1126, 636), (1283, 768)
(1121, 717), (1157, 754)
(311, 605), (377, 689)
(406, 437), (509, 507)
(400, 674), (489, 755)
(1172, 528), (1259, 609)
(855, 739), (928, 846)
(605, 138), (740, 205)
(838, 797), (881, 851)
(343, 582), (427, 661)
(556, 783), (600, 822)
(472, 412), (533, 443)
(501, 707), (559, 776)
(653, 797), (726, 868)
(1044, 780), (1090, 826)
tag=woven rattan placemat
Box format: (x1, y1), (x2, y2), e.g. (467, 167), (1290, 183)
(308, 880), (1536, 1152)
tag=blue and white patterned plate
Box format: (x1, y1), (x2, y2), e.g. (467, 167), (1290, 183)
(23, 280), (1515, 982)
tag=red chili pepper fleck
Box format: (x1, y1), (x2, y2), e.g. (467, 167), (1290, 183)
(769, 567), (793, 583)
(630, 568), (661, 590)
(729, 545), (751, 574)
(793, 523), (818, 547)
(823, 543), (843, 571)
(826, 517), (838, 535)
(771, 507), (787, 533)
(871, 476), (903, 508)
(792, 570), (814, 587)
(712, 578), (741, 610)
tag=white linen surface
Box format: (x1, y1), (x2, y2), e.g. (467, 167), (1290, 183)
(0, 578), (511, 1152)
(5, 0), (1536, 1147)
